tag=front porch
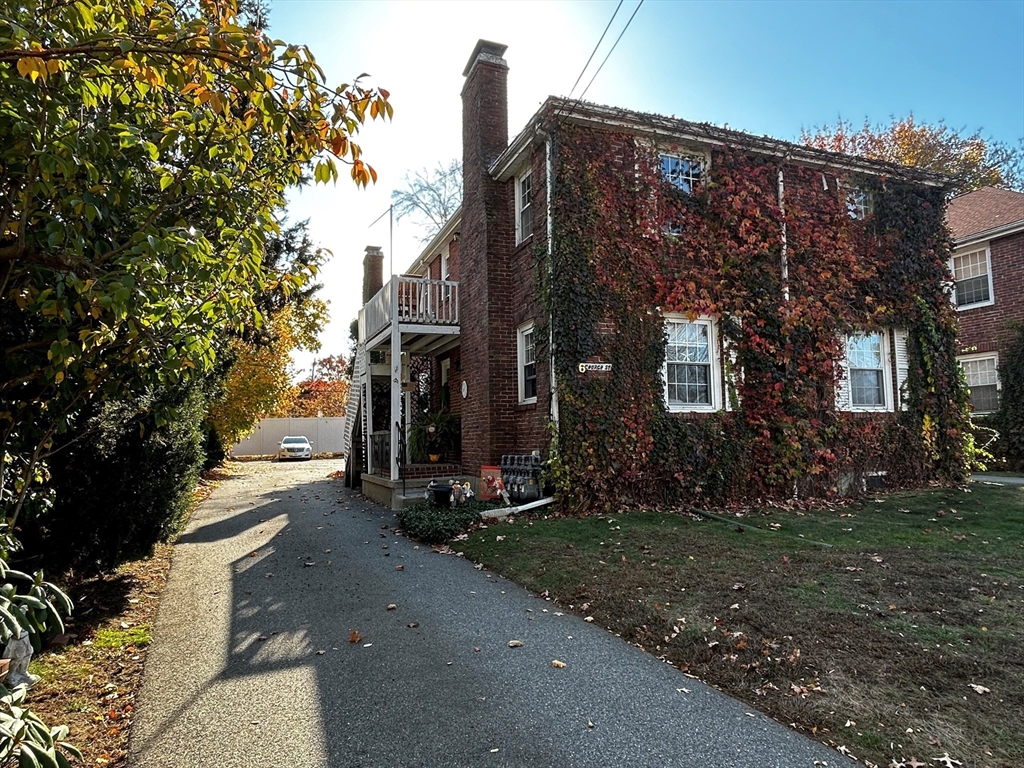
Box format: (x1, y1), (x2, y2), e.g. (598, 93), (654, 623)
(354, 275), (461, 490)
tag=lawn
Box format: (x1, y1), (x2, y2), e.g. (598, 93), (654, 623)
(459, 482), (1024, 768)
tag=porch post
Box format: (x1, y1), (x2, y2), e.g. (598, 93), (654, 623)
(390, 278), (402, 481)
(364, 355), (374, 475)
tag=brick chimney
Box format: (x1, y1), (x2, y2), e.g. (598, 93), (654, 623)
(362, 245), (384, 303)
(459, 41), (515, 476)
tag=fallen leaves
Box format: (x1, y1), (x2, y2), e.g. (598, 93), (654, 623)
(551, 659), (566, 668)
(349, 630), (362, 643)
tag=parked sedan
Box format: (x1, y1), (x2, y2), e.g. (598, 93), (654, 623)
(278, 436), (313, 460)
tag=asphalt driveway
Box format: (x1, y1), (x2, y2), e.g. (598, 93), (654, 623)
(129, 460), (839, 767)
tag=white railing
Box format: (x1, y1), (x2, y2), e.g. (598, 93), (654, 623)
(361, 276), (459, 342)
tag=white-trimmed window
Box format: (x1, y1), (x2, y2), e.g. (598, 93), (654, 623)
(517, 322), (537, 403)
(440, 248), (451, 299)
(960, 354), (1000, 414)
(660, 153), (706, 194)
(664, 315), (720, 412)
(837, 331), (895, 412)
(516, 171), (533, 244)
(845, 185), (873, 219)
(950, 245), (993, 309)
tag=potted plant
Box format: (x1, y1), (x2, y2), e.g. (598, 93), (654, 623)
(409, 410), (460, 463)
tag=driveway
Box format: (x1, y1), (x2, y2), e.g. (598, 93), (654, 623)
(130, 460), (838, 767)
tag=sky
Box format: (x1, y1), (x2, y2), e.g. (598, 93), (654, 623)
(267, 0), (1024, 378)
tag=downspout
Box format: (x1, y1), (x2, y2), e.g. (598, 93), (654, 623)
(777, 161), (789, 301)
(542, 128), (559, 428)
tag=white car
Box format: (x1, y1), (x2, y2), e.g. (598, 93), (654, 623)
(278, 436), (313, 460)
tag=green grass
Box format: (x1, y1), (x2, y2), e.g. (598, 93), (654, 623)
(91, 625), (152, 649)
(461, 484), (1024, 768)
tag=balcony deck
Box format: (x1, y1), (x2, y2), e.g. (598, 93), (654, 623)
(359, 276), (460, 356)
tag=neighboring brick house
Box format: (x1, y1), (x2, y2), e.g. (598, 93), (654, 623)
(946, 187), (1024, 414)
(346, 40), (967, 509)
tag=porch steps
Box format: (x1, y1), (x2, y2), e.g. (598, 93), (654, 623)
(340, 345), (365, 465)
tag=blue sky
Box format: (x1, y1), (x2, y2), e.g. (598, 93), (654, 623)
(267, 0), (1024, 375)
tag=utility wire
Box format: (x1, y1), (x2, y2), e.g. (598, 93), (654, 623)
(576, 0), (644, 105)
(562, 0), (645, 121)
(566, 0), (623, 101)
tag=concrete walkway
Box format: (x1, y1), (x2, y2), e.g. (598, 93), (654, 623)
(973, 473), (1024, 485)
(130, 461), (839, 768)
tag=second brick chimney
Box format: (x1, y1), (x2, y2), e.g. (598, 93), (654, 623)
(362, 245), (384, 303)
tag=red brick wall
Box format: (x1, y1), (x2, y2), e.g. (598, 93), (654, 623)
(956, 231), (1024, 359)
(459, 50), (511, 476)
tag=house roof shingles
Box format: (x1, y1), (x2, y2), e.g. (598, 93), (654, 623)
(946, 186), (1024, 241)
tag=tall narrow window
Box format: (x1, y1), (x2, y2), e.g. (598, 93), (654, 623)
(847, 333), (885, 408)
(664, 316), (720, 412)
(518, 322), (537, 403)
(951, 246), (992, 308)
(516, 171), (533, 244)
(960, 356), (999, 413)
(660, 153), (704, 194)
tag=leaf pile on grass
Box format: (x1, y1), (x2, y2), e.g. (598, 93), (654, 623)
(25, 545), (173, 768)
(460, 484), (1024, 768)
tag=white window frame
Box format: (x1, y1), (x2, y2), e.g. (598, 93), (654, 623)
(659, 151), (708, 196)
(440, 247), (451, 299)
(958, 353), (1000, 414)
(844, 184), (873, 219)
(516, 170), (533, 245)
(949, 243), (994, 310)
(837, 331), (895, 413)
(517, 321), (537, 404)
(663, 314), (721, 413)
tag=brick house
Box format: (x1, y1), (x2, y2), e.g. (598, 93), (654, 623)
(946, 187), (1024, 414)
(345, 40), (967, 510)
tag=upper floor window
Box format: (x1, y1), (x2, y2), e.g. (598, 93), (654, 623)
(950, 245), (993, 308)
(664, 315), (720, 412)
(845, 185), (873, 219)
(960, 355), (999, 413)
(517, 322), (537, 403)
(516, 171), (533, 244)
(660, 153), (705, 194)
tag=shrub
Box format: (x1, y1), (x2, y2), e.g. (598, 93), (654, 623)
(203, 422), (227, 471)
(20, 384), (209, 575)
(994, 322), (1024, 470)
(396, 500), (484, 544)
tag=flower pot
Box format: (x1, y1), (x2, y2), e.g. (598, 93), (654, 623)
(429, 453), (441, 463)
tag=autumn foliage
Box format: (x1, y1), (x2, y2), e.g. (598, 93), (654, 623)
(542, 122), (972, 511)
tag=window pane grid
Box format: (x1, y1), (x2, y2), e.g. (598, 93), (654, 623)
(666, 320), (712, 406)
(963, 357), (998, 386)
(847, 333), (885, 408)
(660, 154), (703, 194)
(518, 173), (533, 241)
(953, 250), (988, 281)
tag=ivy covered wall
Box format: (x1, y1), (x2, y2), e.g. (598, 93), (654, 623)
(540, 122), (973, 511)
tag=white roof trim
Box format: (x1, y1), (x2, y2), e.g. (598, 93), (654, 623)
(954, 218), (1024, 248)
(490, 97), (950, 187)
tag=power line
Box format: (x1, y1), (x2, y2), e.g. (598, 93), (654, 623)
(566, 0), (624, 101)
(574, 0), (645, 107)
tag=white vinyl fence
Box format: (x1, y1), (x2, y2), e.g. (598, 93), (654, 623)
(231, 417), (347, 457)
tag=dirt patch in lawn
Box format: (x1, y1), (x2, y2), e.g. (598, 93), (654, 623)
(460, 483), (1024, 768)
